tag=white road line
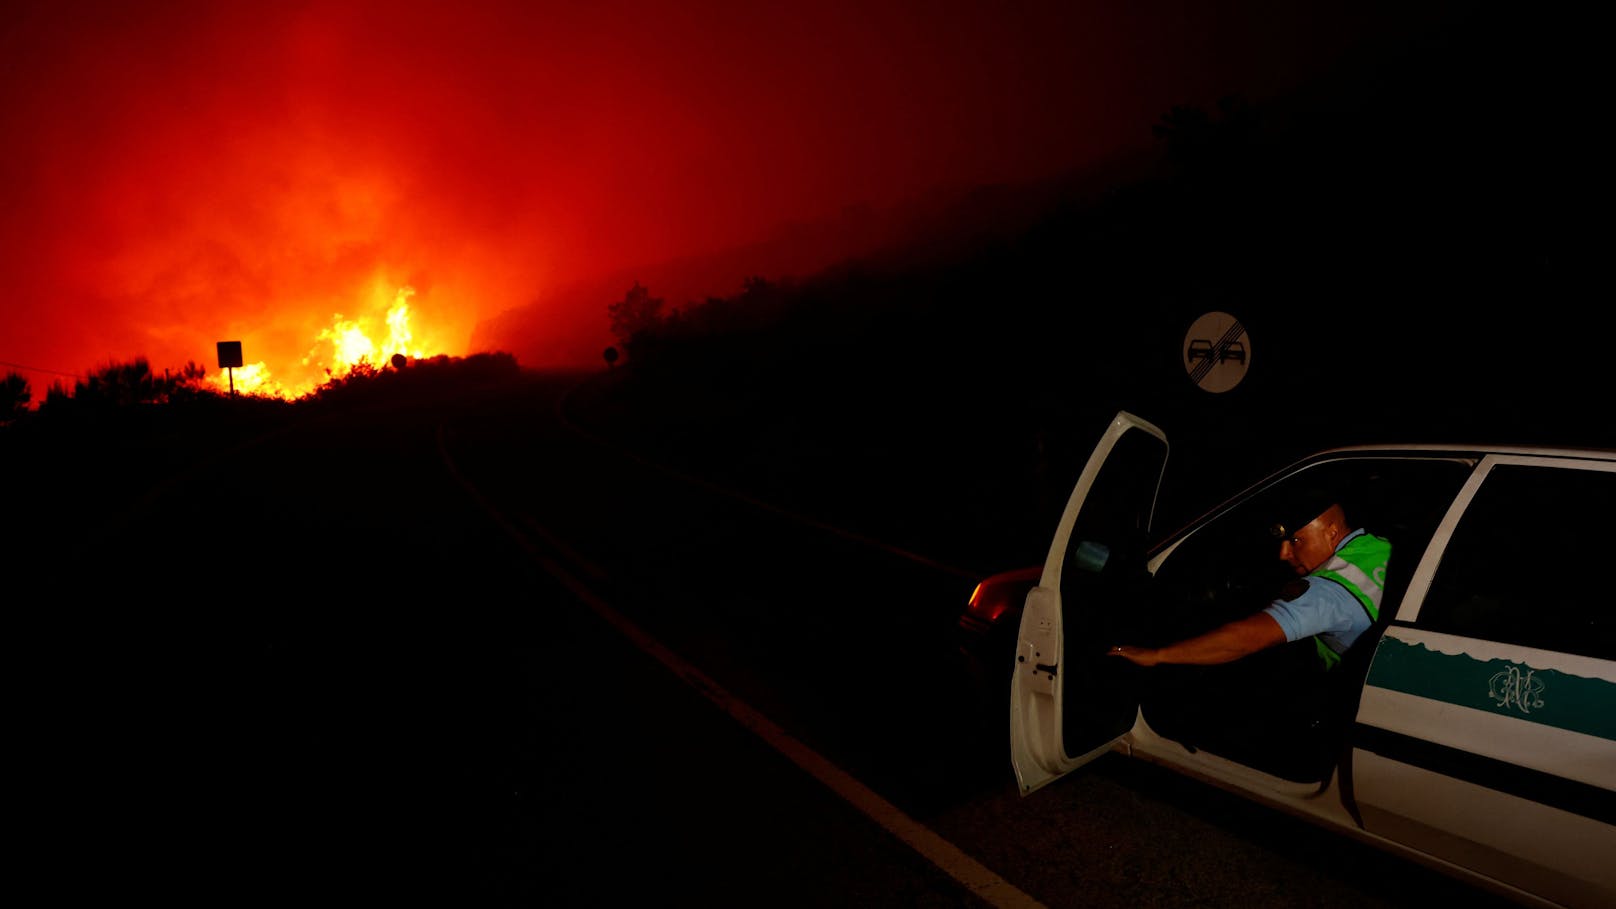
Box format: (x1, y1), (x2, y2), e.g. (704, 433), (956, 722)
(438, 424), (1046, 909)
(515, 512), (608, 581)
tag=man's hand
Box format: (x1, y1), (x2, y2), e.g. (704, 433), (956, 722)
(1107, 644), (1161, 666)
(1105, 613), (1286, 667)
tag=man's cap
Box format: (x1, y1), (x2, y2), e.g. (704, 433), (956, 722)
(1269, 485), (1340, 540)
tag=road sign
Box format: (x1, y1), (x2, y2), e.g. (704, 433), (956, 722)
(217, 340), (244, 396)
(1182, 311), (1250, 393)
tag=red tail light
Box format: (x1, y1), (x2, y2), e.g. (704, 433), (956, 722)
(966, 584), (1010, 623)
(964, 568), (1040, 627)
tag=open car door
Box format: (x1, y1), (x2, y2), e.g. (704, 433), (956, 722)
(1010, 411), (1168, 795)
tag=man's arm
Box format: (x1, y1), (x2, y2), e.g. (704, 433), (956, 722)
(1108, 612), (1287, 666)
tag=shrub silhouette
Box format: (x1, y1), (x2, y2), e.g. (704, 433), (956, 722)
(2, 372), (28, 422)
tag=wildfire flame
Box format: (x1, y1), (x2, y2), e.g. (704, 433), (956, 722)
(207, 285), (441, 399)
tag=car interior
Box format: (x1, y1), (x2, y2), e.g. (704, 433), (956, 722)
(1061, 454), (1477, 784)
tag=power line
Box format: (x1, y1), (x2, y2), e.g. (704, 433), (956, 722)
(0, 359), (84, 380)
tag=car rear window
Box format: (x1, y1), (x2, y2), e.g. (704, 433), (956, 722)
(1416, 463), (1616, 662)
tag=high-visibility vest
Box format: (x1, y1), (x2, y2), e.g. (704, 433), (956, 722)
(1309, 532), (1392, 669)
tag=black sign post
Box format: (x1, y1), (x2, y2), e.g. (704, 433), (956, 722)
(216, 341), (244, 396)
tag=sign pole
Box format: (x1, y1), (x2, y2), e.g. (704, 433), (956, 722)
(216, 340), (244, 398)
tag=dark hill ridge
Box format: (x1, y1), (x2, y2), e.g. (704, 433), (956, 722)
(536, 6), (1606, 572)
(350, 6), (1610, 576)
(479, 2), (1600, 423)
(471, 4), (1597, 378)
(467, 156), (1151, 371)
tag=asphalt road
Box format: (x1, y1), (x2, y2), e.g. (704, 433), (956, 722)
(11, 381), (992, 908)
(6, 371), (1522, 908)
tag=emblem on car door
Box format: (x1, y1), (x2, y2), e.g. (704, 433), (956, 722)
(1488, 665), (1546, 715)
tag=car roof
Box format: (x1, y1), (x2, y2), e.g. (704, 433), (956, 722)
(1305, 442), (1616, 462)
(1147, 441), (1616, 557)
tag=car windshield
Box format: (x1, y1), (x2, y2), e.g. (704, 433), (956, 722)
(1149, 456), (1474, 619)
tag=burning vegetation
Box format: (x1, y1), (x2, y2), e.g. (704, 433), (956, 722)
(1, 284), (515, 425)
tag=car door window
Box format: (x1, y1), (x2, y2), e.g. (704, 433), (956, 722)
(1133, 456), (1473, 782)
(1415, 464), (1616, 661)
(1058, 428), (1164, 664)
(1148, 457), (1471, 630)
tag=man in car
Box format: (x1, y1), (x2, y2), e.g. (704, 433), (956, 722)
(1107, 489), (1391, 670)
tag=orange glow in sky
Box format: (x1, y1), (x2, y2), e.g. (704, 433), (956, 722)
(1, 1), (1451, 396)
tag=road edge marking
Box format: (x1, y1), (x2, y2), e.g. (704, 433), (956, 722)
(438, 423), (1046, 909)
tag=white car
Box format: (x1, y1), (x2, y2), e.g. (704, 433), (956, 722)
(1010, 411), (1615, 909)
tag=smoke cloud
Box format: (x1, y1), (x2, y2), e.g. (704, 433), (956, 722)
(2, 1), (1425, 391)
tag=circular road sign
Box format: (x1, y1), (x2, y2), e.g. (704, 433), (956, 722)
(1182, 311), (1250, 393)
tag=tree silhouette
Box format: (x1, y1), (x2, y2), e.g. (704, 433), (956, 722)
(42, 382), (71, 412)
(607, 281), (666, 359)
(2, 371), (29, 422)
(1151, 95), (1259, 175)
(31, 357), (219, 414)
(74, 358), (157, 407)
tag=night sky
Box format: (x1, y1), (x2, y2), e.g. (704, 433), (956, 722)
(1, 1), (1486, 397)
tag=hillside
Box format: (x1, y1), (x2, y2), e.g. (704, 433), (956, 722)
(550, 6), (1606, 573)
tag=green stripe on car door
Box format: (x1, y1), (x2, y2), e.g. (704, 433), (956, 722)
(1366, 636), (1616, 741)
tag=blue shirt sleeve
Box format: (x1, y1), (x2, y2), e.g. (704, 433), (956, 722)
(1262, 576), (1368, 643)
